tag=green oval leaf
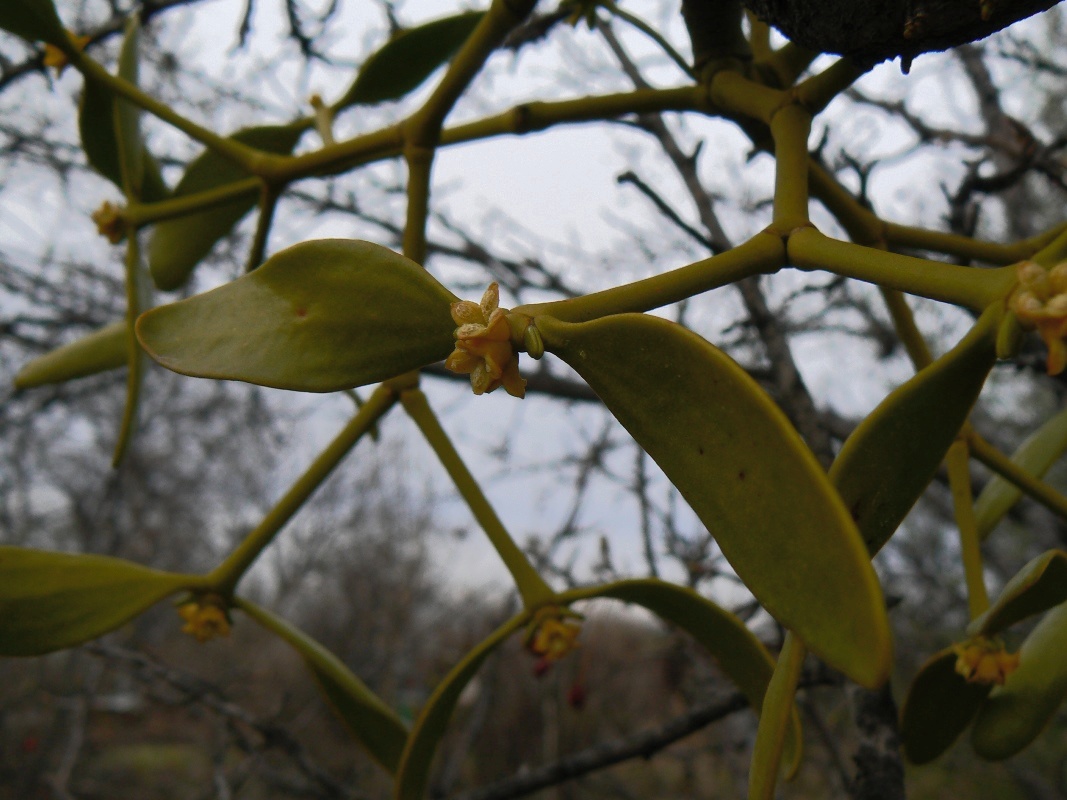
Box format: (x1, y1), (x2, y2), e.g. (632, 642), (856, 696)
(828, 306), (998, 555)
(137, 239), (458, 392)
(78, 18), (168, 203)
(113, 16), (144, 198)
(971, 601), (1067, 760)
(147, 123), (306, 291)
(0, 546), (188, 656)
(970, 550), (1067, 637)
(236, 598), (408, 772)
(974, 407), (1067, 540)
(0, 0), (66, 45)
(899, 647), (992, 764)
(396, 611), (531, 800)
(336, 12), (485, 109)
(563, 579), (803, 776)
(537, 313), (891, 688)
(14, 320), (127, 389)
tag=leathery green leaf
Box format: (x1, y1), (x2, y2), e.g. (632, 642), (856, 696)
(829, 306), (999, 555)
(336, 12), (485, 109)
(236, 598), (408, 772)
(396, 612), (531, 800)
(0, 546), (189, 656)
(147, 123), (305, 290)
(80, 77), (168, 201)
(972, 601), (1067, 759)
(899, 647), (992, 764)
(974, 407), (1067, 540)
(970, 550), (1067, 637)
(137, 239), (458, 392)
(563, 579), (802, 776)
(78, 19), (167, 203)
(0, 0), (66, 45)
(537, 313), (891, 688)
(113, 16), (144, 198)
(14, 320), (126, 389)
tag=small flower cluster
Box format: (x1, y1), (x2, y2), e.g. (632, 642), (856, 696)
(1010, 260), (1067, 375)
(525, 606), (582, 675)
(445, 283), (526, 398)
(91, 201), (126, 244)
(177, 595), (232, 643)
(952, 637), (1020, 686)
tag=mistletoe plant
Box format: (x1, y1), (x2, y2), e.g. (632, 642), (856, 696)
(5, 0), (1067, 797)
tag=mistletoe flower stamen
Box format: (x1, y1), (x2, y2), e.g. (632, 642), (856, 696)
(445, 282), (527, 398)
(177, 594), (232, 643)
(43, 31), (91, 77)
(524, 606), (583, 673)
(952, 637), (1020, 686)
(1010, 260), (1067, 375)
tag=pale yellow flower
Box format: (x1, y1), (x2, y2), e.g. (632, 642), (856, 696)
(1010, 260), (1067, 375)
(178, 596), (231, 643)
(91, 201), (126, 244)
(952, 638), (1019, 686)
(445, 282), (527, 398)
(529, 617), (582, 661)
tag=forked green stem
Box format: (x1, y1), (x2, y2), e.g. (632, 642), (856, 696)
(208, 386), (397, 595)
(771, 103), (812, 230)
(400, 388), (555, 608)
(515, 231), (785, 322)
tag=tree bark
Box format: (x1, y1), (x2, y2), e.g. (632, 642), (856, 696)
(740, 0), (1061, 67)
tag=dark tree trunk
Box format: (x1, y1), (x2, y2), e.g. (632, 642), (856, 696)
(740, 0), (1061, 66)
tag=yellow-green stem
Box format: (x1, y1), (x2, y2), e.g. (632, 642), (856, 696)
(1033, 224), (1067, 267)
(245, 183), (281, 272)
(807, 160), (882, 244)
(947, 440), (990, 619)
(795, 58), (868, 115)
(967, 431), (1067, 534)
(125, 177), (262, 228)
(758, 42), (819, 88)
(747, 11), (771, 61)
(748, 632), (805, 800)
(403, 145), (434, 265)
(113, 231), (144, 466)
(207, 386), (397, 595)
(788, 228), (1016, 311)
(443, 87), (709, 145)
(771, 103), (812, 230)
(709, 70), (782, 124)
(407, 0), (533, 141)
(257, 87), (709, 184)
(884, 222), (1027, 265)
(71, 52), (262, 173)
(515, 231), (785, 322)
(879, 288), (934, 370)
(400, 388), (555, 608)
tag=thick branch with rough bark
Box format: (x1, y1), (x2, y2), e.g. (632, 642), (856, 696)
(741, 0), (1061, 66)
